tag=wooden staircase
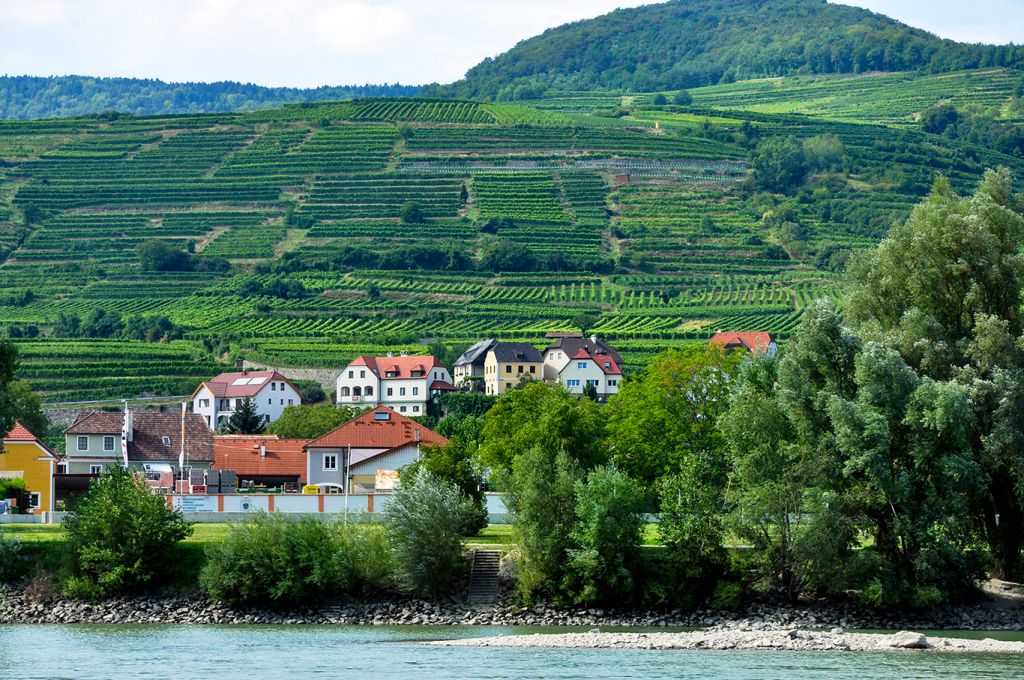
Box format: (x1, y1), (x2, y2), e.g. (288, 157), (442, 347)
(467, 550), (501, 605)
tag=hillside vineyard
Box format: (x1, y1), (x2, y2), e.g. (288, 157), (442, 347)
(1, 69), (1023, 403)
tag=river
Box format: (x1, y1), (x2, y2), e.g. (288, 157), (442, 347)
(1, 625), (1022, 679)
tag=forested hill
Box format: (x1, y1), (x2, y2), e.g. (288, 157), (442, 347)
(0, 76), (421, 120)
(437, 0), (1024, 100)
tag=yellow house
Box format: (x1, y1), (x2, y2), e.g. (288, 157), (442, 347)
(483, 342), (544, 396)
(1, 422), (58, 513)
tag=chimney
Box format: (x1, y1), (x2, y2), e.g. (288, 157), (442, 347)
(260, 444), (266, 458)
(400, 350), (409, 357)
(234, 359), (244, 369)
(415, 429), (421, 442)
(386, 351), (393, 358)
(591, 334), (599, 344)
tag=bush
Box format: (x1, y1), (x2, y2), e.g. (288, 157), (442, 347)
(63, 467), (192, 598)
(383, 468), (475, 597)
(0, 531), (23, 581)
(563, 465), (644, 605)
(201, 514), (394, 606)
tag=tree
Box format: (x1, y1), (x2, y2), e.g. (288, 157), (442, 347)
(224, 397), (265, 435)
(265, 404), (356, 439)
(673, 90), (693, 106)
(479, 238), (538, 272)
(564, 464), (645, 604)
(845, 169), (1024, 581)
(81, 308), (124, 338)
(0, 342), (25, 443)
(53, 312), (81, 337)
(383, 468), (475, 597)
(63, 466), (193, 597)
(403, 433), (489, 536)
(920, 103), (959, 134)
(753, 136), (809, 193)
(651, 93), (668, 106)
(570, 312), (599, 337)
(399, 202), (426, 224)
(606, 346), (739, 484)
(138, 239), (191, 272)
(5, 381), (47, 441)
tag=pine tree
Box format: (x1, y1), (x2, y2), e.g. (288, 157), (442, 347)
(225, 397), (265, 434)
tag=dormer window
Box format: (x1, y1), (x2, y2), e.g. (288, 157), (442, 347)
(605, 362), (611, 369)
(162, 436), (171, 446)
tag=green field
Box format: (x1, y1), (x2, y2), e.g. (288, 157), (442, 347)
(0, 71), (1022, 402)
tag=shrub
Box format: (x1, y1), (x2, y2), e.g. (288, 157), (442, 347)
(0, 531), (23, 581)
(63, 466), (192, 598)
(383, 468), (475, 597)
(201, 514), (394, 606)
(563, 465), (644, 605)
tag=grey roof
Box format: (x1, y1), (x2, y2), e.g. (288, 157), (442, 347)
(454, 338), (498, 367)
(490, 342), (543, 363)
(545, 335), (623, 365)
(66, 411), (213, 463)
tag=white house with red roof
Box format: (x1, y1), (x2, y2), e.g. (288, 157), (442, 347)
(306, 405), (448, 493)
(709, 331), (778, 357)
(192, 369), (301, 430)
(335, 353), (454, 416)
(556, 346), (623, 400)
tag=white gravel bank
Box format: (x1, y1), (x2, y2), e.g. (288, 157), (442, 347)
(432, 629), (1024, 654)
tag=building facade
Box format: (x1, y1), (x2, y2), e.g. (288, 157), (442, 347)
(192, 370), (301, 430)
(483, 342), (543, 396)
(709, 331), (778, 357)
(452, 338), (497, 387)
(213, 435), (309, 487)
(335, 354), (454, 415)
(542, 333), (623, 383)
(1, 423), (58, 513)
(305, 406), (447, 493)
(556, 347), (623, 399)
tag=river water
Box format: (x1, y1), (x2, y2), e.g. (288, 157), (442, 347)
(1, 625), (1022, 679)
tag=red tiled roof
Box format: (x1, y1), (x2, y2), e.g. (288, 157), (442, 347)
(709, 331), (776, 354)
(569, 348), (623, 376)
(213, 436), (309, 482)
(308, 406), (447, 450)
(350, 355), (445, 380)
(4, 422), (41, 442)
(430, 380), (457, 391)
(196, 370), (296, 399)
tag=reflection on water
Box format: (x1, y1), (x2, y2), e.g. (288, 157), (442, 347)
(0, 625), (1021, 680)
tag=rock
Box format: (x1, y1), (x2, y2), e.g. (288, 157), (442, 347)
(889, 631), (929, 649)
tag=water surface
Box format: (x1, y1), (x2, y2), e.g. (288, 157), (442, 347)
(1, 625), (1021, 679)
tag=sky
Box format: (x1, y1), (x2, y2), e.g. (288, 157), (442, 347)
(0, 0), (1022, 88)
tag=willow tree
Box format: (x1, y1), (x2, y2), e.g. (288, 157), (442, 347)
(845, 168), (1024, 580)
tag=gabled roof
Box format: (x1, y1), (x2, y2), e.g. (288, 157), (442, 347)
(213, 435), (309, 481)
(489, 342), (543, 363)
(307, 406), (447, 450)
(430, 379), (457, 391)
(544, 334), (623, 365)
(65, 411), (213, 463)
(348, 355), (446, 380)
(709, 331), (776, 354)
(2, 422), (57, 459)
(194, 370), (297, 399)
(454, 339), (498, 368)
(566, 348), (623, 376)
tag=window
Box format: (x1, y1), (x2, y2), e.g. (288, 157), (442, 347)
(205, 416), (210, 427)
(162, 436), (171, 446)
(412, 387), (419, 396)
(399, 387), (406, 396)
(387, 387), (393, 396)
(360, 370), (365, 379)
(103, 436), (115, 452)
(268, 398), (272, 405)
(288, 399), (293, 406)
(323, 454), (338, 471)
(374, 411), (390, 421)
(577, 362), (588, 369)
(29, 492), (40, 509)
(280, 399), (284, 405)
(413, 405), (420, 413)
(399, 406), (407, 413)
(89, 464), (102, 475)
(348, 370), (354, 379)
(199, 398), (209, 408)
(77, 436), (88, 452)
(57, 463), (68, 474)
(530, 366), (536, 374)
(517, 365), (523, 374)
(505, 365), (512, 374)
(588, 379), (600, 386)
(271, 382), (276, 391)
(604, 362), (611, 370)
(567, 379), (581, 388)
(366, 386), (374, 396)
(235, 399), (243, 409)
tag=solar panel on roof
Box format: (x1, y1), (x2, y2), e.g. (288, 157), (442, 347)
(249, 377), (267, 385)
(231, 378), (252, 386)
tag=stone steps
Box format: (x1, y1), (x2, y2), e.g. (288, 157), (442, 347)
(467, 550), (501, 605)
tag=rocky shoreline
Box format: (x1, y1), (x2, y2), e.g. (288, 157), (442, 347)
(432, 628), (1024, 654)
(1, 583), (1022, 630)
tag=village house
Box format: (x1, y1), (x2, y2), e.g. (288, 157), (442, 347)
(556, 347), (623, 400)
(192, 369), (301, 430)
(213, 435), (309, 488)
(709, 331), (778, 357)
(452, 338), (498, 387)
(0, 423), (59, 513)
(63, 409), (214, 478)
(483, 342), (543, 396)
(305, 406), (447, 493)
(542, 333), (623, 383)
(335, 353), (455, 416)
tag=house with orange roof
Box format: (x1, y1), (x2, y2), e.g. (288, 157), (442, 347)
(306, 406), (447, 493)
(192, 369), (301, 430)
(1, 422), (59, 513)
(335, 352), (454, 417)
(709, 331), (778, 357)
(556, 346), (623, 400)
(213, 435), (309, 487)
